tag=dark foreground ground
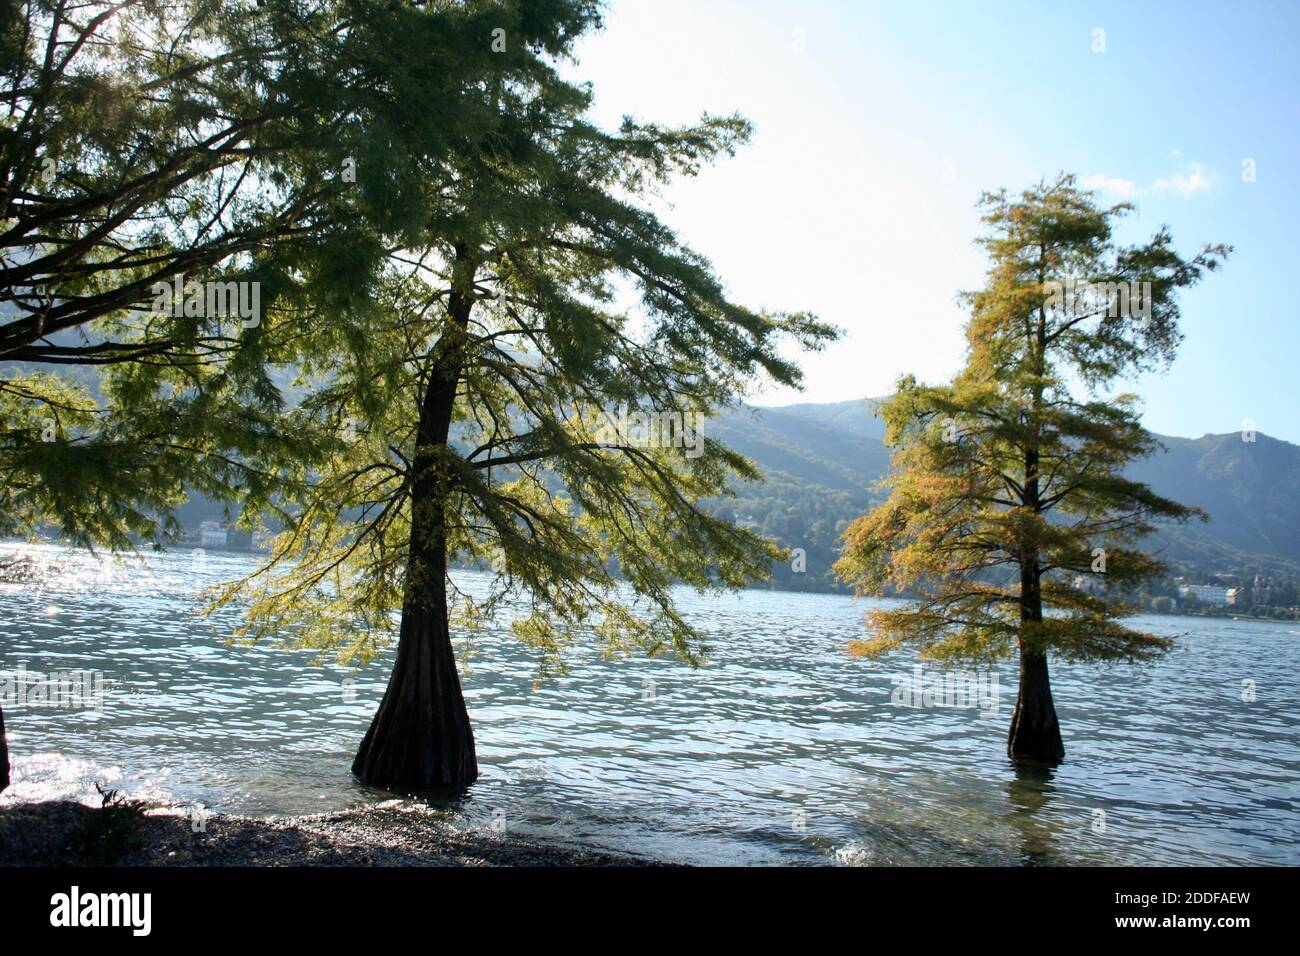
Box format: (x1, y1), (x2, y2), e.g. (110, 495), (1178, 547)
(0, 799), (669, 867)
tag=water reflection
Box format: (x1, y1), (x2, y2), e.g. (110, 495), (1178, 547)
(1006, 762), (1059, 865)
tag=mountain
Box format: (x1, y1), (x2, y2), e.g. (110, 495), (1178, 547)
(1128, 431), (1300, 568)
(709, 402), (890, 495)
(708, 399), (1300, 592)
(10, 335), (1297, 593)
(757, 399), (888, 443)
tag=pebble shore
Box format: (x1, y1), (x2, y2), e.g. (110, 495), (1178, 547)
(0, 799), (671, 867)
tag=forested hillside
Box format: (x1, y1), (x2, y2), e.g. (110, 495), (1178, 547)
(708, 399), (1300, 592)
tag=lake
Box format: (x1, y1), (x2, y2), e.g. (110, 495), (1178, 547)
(2, 542), (1297, 865)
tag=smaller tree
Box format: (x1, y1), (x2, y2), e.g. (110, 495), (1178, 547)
(835, 174), (1227, 764)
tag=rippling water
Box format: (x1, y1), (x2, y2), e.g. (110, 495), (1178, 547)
(2, 542), (1297, 865)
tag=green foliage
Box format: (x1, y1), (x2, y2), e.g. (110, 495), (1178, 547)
(2, 1), (834, 688)
(2, 1), (616, 551)
(2, 0), (339, 546)
(836, 174), (1227, 666)
(201, 1), (837, 676)
(1151, 595), (1176, 614)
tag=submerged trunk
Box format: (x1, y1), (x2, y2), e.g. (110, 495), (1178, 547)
(1, 701), (9, 792)
(1008, 385), (1065, 766)
(1006, 646), (1064, 765)
(352, 251), (478, 790)
(351, 572), (478, 789)
(1007, 547), (1064, 764)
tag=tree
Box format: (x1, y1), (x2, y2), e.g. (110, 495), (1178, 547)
(0, 0), (376, 565)
(835, 175), (1227, 764)
(212, 1), (836, 790)
(0, 0), (410, 355)
(0, 0), (608, 793)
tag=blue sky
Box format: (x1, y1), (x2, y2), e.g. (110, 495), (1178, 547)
(567, 0), (1300, 442)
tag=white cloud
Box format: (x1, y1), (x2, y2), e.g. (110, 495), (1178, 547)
(1080, 174), (1138, 198)
(1082, 161), (1214, 200)
(1152, 161), (1213, 198)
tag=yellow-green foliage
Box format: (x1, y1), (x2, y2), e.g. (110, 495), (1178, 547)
(201, 3), (838, 678)
(836, 174), (1227, 666)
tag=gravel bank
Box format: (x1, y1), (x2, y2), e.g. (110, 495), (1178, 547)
(0, 799), (672, 867)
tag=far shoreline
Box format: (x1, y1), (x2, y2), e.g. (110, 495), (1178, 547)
(4, 539), (1299, 625)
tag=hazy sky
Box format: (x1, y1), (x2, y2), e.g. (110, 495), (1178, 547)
(566, 0), (1300, 442)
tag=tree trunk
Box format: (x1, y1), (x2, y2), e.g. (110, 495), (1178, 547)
(352, 246), (479, 791)
(1008, 414), (1065, 765)
(0, 700), (9, 793)
(351, 573), (478, 789)
(1007, 645), (1064, 765)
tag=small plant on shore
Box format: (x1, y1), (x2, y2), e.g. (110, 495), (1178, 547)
(68, 783), (149, 866)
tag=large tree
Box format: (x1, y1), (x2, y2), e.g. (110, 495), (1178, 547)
(212, 3), (836, 790)
(0, 0), (374, 790)
(0, 0), (606, 792)
(835, 175), (1226, 764)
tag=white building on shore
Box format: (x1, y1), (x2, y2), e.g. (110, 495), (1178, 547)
(1178, 583), (1230, 606)
(198, 520), (228, 548)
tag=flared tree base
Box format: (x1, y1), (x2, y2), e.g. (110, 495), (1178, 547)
(352, 607), (478, 790)
(1006, 650), (1065, 766)
(1006, 710), (1066, 766)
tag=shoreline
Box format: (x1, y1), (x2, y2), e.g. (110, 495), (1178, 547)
(6, 541), (1300, 621)
(0, 799), (675, 867)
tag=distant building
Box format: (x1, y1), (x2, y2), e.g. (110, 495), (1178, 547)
(1226, 587), (1249, 606)
(198, 520), (227, 548)
(1178, 584), (1230, 606)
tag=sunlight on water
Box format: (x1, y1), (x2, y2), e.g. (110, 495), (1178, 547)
(2, 542), (1298, 865)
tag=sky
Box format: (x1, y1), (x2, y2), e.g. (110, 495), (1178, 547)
(565, 0), (1300, 442)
